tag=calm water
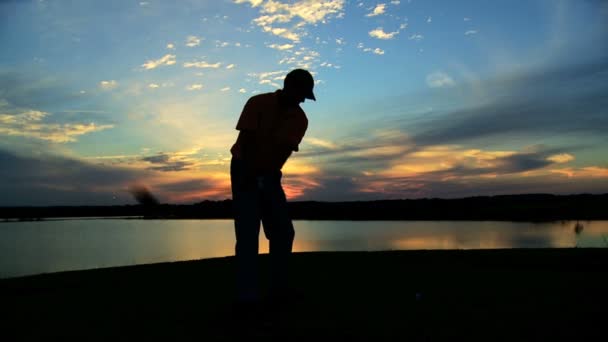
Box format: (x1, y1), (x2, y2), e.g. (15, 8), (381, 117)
(1, 219), (607, 279)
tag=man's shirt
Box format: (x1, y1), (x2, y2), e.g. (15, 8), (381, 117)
(230, 90), (308, 174)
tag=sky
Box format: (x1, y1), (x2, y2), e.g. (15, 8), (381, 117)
(1, 0), (607, 206)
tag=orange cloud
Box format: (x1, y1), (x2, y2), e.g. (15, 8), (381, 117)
(551, 166), (608, 179)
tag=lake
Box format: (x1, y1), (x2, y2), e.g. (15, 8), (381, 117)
(1, 219), (607, 278)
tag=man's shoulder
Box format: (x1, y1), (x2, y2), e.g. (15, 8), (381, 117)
(247, 91), (276, 105)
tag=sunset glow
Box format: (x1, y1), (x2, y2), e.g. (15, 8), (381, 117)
(1, 0), (607, 205)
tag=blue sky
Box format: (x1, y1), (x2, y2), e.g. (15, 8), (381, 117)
(1, 0), (607, 205)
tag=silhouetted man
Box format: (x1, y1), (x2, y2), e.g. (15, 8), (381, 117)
(230, 69), (315, 307)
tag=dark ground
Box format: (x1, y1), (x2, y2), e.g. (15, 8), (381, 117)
(2, 249), (607, 341)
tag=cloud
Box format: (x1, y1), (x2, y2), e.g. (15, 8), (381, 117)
(369, 27), (399, 39)
(277, 47), (320, 69)
(167, 43), (175, 49)
(185, 35), (201, 47)
(220, 86), (231, 92)
(141, 152), (194, 172)
(148, 83), (160, 89)
(141, 54), (176, 70)
(249, 70), (287, 88)
(292, 139), (607, 200)
(215, 40), (231, 48)
(409, 34), (423, 41)
(0, 109), (113, 143)
(234, 0), (263, 7)
(0, 149), (143, 206)
(268, 43), (295, 50)
(362, 47), (385, 55)
(426, 71), (455, 88)
(225, 64), (236, 70)
(407, 58), (608, 146)
(236, 0), (345, 42)
(154, 178), (217, 193)
(465, 30), (478, 35)
(99, 80), (118, 90)
(183, 61), (222, 68)
(186, 84), (203, 91)
(547, 153), (575, 163)
(260, 26), (301, 41)
(239, 88), (247, 93)
(305, 137), (339, 150)
(366, 4), (386, 17)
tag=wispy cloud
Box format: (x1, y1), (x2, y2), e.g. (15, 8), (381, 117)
(547, 153), (574, 163)
(268, 43), (295, 50)
(236, 0), (345, 42)
(141, 152), (194, 172)
(362, 47), (385, 55)
(234, 0), (263, 7)
(183, 60), (222, 68)
(186, 84), (203, 91)
(220, 86), (231, 92)
(0, 149), (144, 206)
(366, 4), (386, 17)
(99, 80), (118, 90)
(305, 137), (339, 150)
(166, 43), (175, 49)
(358, 43), (385, 55)
(408, 59), (608, 146)
(277, 46), (320, 69)
(185, 35), (201, 47)
(465, 30), (478, 35)
(369, 27), (399, 40)
(141, 54), (176, 70)
(409, 34), (423, 41)
(249, 70), (287, 88)
(426, 71), (455, 88)
(0, 110), (113, 143)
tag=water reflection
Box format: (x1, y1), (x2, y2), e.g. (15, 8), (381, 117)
(0, 220), (607, 278)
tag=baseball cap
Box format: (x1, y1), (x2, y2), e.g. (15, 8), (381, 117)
(284, 69), (316, 101)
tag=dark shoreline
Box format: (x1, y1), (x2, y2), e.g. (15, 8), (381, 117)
(2, 248), (607, 340)
(2, 193), (608, 221)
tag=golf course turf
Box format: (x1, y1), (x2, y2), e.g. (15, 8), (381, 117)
(2, 248), (607, 341)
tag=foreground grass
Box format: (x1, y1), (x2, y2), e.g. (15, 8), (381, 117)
(2, 249), (607, 341)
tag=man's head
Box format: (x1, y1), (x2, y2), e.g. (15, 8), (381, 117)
(282, 69), (316, 105)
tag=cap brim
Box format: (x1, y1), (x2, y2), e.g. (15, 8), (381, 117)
(305, 90), (316, 101)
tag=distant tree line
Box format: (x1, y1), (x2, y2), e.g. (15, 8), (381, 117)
(1, 194), (607, 221)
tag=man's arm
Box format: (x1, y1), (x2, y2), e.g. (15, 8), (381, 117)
(233, 97), (261, 178)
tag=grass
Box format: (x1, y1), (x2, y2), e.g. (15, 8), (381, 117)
(2, 248), (607, 341)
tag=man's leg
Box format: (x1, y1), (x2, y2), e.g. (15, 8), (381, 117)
(231, 158), (261, 302)
(260, 172), (295, 297)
